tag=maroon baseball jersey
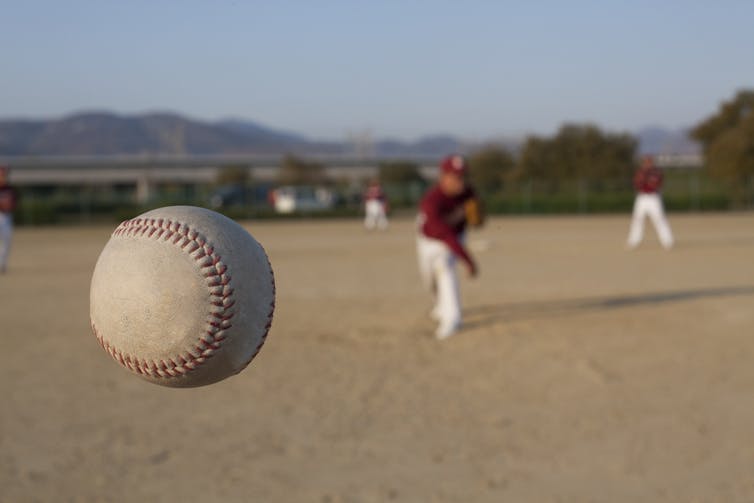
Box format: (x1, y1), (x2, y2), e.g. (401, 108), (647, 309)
(0, 185), (18, 213)
(418, 185), (476, 268)
(634, 167), (663, 193)
(364, 184), (386, 202)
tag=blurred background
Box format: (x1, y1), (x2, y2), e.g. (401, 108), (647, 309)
(1, 1), (753, 222)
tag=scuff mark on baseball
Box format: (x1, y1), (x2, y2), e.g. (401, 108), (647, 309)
(90, 206), (275, 388)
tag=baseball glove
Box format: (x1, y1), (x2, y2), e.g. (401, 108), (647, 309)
(464, 198), (484, 228)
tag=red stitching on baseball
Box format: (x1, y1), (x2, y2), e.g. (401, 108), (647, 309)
(91, 216), (275, 381)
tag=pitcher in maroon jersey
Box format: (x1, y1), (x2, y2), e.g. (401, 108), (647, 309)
(416, 154), (484, 339)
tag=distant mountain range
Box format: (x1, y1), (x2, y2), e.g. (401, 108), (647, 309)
(0, 111), (699, 157)
(0, 112), (334, 156)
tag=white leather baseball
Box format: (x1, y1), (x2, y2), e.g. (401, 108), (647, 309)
(90, 206), (275, 387)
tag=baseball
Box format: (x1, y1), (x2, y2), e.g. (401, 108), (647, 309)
(90, 206), (275, 388)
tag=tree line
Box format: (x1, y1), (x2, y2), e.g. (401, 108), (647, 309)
(216, 88), (753, 208)
(379, 89), (754, 199)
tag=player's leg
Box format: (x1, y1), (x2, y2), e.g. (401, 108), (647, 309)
(364, 201), (375, 230)
(0, 214), (12, 273)
(626, 194), (647, 248)
(647, 194), (674, 249)
(418, 235), (458, 325)
(376, 204), (388, 230)
(417, 235), (440, 321)
(416, 235), (436, 292)
(432, 246), (461, 339)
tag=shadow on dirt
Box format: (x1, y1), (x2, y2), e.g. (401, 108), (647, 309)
(464, 285), (754, 328)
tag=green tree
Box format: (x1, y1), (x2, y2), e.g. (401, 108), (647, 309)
(278, 154), (327, 185)
(467, 145), (516, 195)
(518, 123), (636, 184)
(691, 89), (754, 181)
(518, 136), (555, 181)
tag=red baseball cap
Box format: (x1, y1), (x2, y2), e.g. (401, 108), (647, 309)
(440, 154), (468, 176)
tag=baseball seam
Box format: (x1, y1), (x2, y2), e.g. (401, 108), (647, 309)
(91, 217), (274, 380)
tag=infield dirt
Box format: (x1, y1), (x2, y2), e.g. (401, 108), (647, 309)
(2, 213), (754, 502)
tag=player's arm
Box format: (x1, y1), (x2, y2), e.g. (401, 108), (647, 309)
(420, 198), (477, 276)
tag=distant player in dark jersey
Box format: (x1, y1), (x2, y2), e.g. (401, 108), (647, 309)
(363, 179), (389, 230)
(626, 155), (674, 249)
(0, 165), (19, 273)
(416, 154), (484, 339)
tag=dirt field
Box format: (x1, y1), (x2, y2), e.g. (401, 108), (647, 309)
(2, 213), (754, 502)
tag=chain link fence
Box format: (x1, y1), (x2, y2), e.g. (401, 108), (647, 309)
(12, 171), (754, 226)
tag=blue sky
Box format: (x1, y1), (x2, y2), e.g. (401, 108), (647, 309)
(1, 1), (752, 140)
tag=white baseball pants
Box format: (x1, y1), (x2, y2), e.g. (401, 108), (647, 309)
(364, 200), (388, 230)
(627, 193), (674, 249)
(0, 213), (12, 271)
(416, 234), (462, 337)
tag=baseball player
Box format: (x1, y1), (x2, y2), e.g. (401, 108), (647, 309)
(416, 154), (484, 339)
(363, 179), (389, 230)
(626, 155), (674, 249)
(0, 165), (19, 274)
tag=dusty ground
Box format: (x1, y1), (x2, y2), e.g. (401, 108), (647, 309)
(1, 213), (754, 502)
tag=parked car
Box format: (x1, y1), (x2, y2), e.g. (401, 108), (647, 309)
(269, 185), (335, 214)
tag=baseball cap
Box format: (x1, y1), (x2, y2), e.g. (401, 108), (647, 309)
(440, 154), (468, 176)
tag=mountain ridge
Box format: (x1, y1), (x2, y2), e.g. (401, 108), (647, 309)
(0, 111), (699, 157)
